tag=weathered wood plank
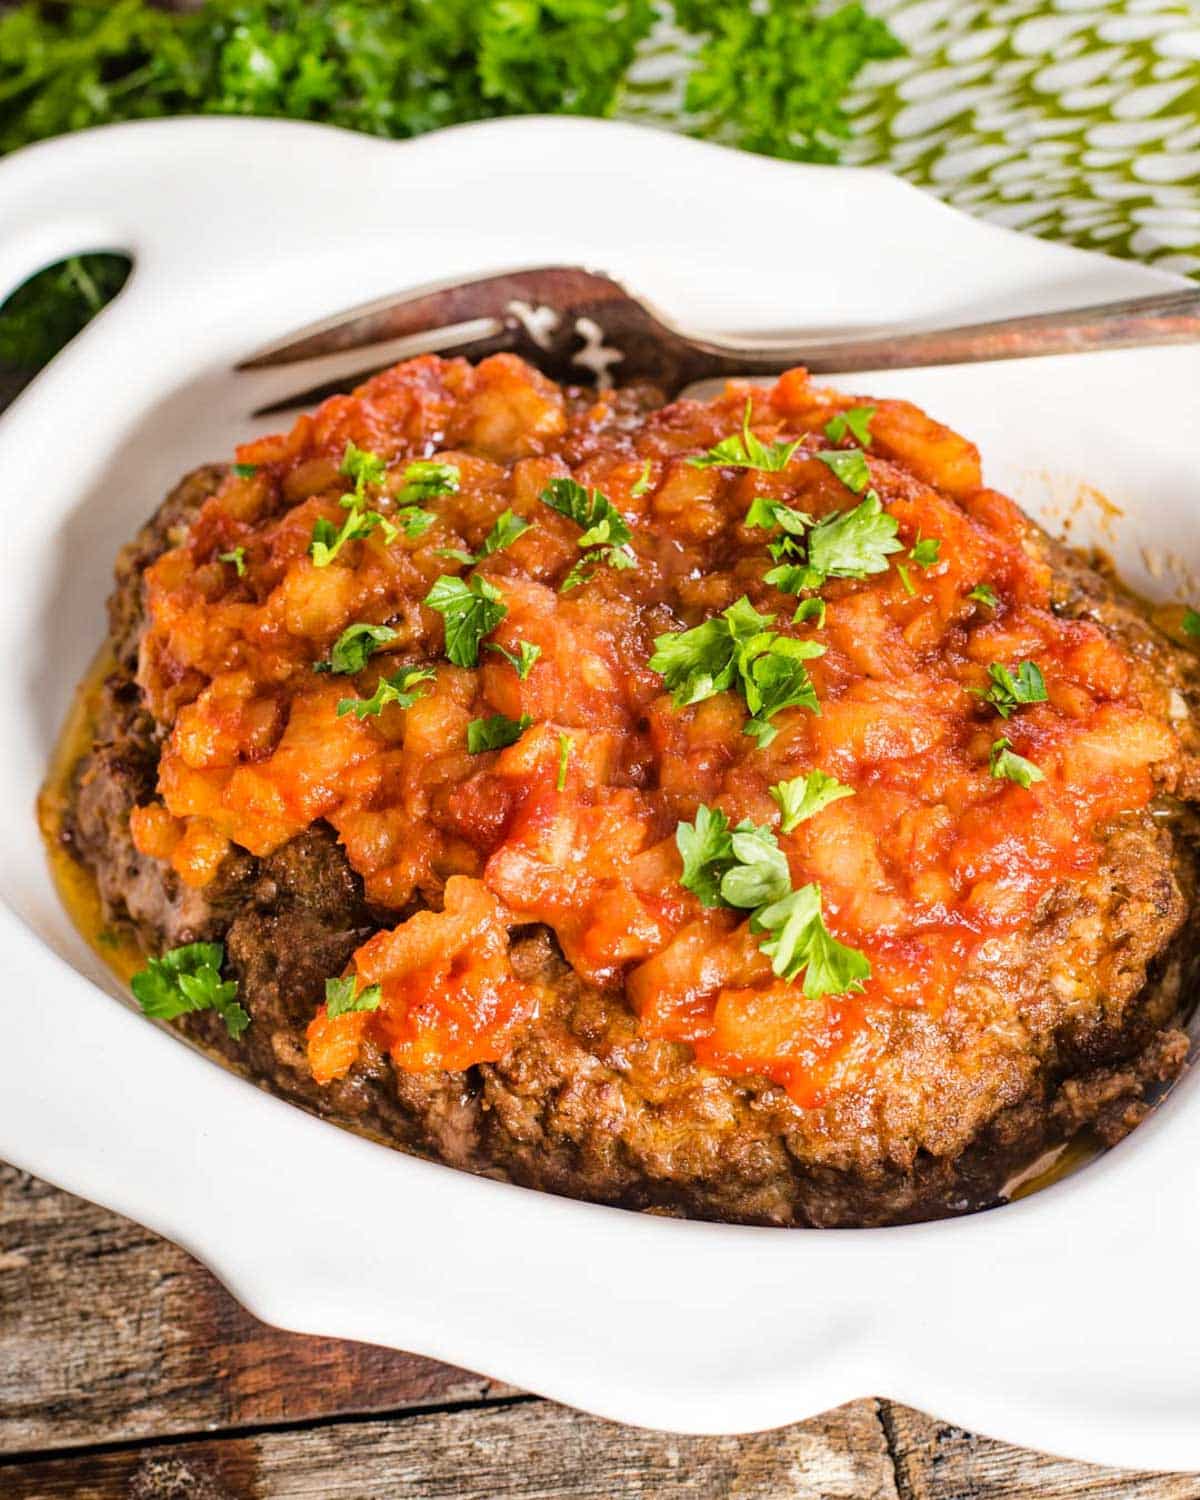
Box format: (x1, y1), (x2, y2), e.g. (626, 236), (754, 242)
(0, 1397), (898, 1500)
(0, 1163), (509, 1454)
(880, 1401), (1200, 1499)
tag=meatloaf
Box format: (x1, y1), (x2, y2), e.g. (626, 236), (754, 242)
(54, 354), (1200, 1227)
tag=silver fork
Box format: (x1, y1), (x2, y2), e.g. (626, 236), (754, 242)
(237, 265), (1200, 417)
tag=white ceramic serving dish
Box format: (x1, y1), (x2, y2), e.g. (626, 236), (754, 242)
(2, 116), (1199, 1471)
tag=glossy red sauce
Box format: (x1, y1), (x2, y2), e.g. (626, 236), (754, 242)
(132, 355), (1179, 1105)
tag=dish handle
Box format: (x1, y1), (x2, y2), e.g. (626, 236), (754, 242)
(0, 132), (143, 312)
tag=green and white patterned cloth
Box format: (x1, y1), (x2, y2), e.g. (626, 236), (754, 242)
(846, 0), (1200, 275)
(630, 0), (1200, 277)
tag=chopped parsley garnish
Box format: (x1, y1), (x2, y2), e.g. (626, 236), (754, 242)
(131, 942), (248, 1040)
(815, 446), (870, 494)
(424, 574), (507, 666)
(218, 546), (246, 577)
(909, 533), (940, 569)
(233, 462), (258, 479)
(980, 661), (1048, 719)
(556, 732), (574, 791)
(310, 505), (394, 567)
(674, 804), (869, 997)
(437, 508), (530, 565)
(793, 597), (826, 628)
(393, 506), (436, 538)
(630, 459), (655, 497)
(467, 712), (533, 753)
(769, 769), (854, 833)
(487, 639), (541, 679)
(540, 477), (636, 589)
(313, 621), (398, 675)
(752, 883), (871, 997)
(649, 595), (824, 745)
(1183, 608), (1200, 638)
(766, 489), (902, 595)
(336, 666), (435, 720)
(340, 441), (387, 490)
(676, 805), (785, 910)
(989, 737), (1045, 788)
(896, 564), (915, 597)
(745, 496), (813, 536)
(824, 405), (875, 446)
(969, 583), (998, 609)
(325, 975), (382, 1018)
(310, 444), (398, 566)
(395, 459), (460, 504)
(688, 399), (800, 473)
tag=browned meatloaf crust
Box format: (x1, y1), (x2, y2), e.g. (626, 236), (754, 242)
(61, 461), (1200, 1228)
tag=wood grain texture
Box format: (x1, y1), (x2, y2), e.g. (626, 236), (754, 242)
(881, 1405), (1200, 1500)
(0, 1164), (507, 1455)
(0, 1398), (897, 1500)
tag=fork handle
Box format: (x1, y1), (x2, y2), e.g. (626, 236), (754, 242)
(681, 288), (1200, 380)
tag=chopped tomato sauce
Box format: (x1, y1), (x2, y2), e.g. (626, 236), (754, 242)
(134, 355), (1182, 1103)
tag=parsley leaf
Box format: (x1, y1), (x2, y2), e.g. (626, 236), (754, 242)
(909, 534), (941, 569)
(676, 806), (790, 910)
(487, 639), (541, 679)
(742, 637), (824, 745)
(751, 884), (871, 998)
(394, 505), (436, 538)
(720, 824), (792, 908)
(676, 803), (736, 908)
(131, 941), (248, 1040)
(981, 661), (1047, 719)
(815, 446), (871, 494)
(1183, 608), (1200, 638)
(650, 596), (825, 740)
(969, 583), (998, 609)
(674, 805), (870, 998)
(340, 441), (387, 491)
(689, 399), (800, 472)
(218, 546), (246, 577)
(336, 666), (435, 720)
(540, 477), (636, 588)
(631, 459), (654, 497)
(233, 462), (258, 479)
(314, 622), (398, 675)
(540, 476), (630, 545)
(424, 574), (507, 666)
(769, 489), (902, 595)
(745, 496), (813, 535)
(556, 732), (574, 791)
(467, 712), (533, 753)
(325, 975), (382, 1018)
(395, 460), (460, 504)
(989, 737), (1045, 788)
(310, 499), (395, 567)
(310, 442), (401, 566)
(439, 508), (530, 565)
(792, 597), (826, 628)
(824, 406), (875, 446)
(770, 770), (854, 833)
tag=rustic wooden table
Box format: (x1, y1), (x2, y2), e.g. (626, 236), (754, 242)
(1, 1163), (1195, 1498)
